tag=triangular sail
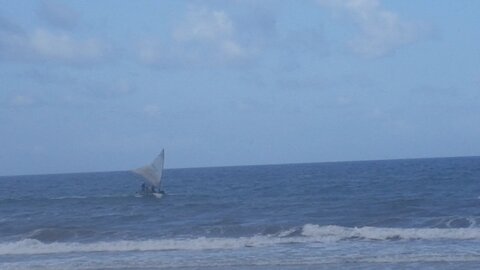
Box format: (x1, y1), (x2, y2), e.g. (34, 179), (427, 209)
(133, 149), (164, 188)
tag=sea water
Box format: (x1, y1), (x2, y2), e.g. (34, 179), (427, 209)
(1, 157), (480, 269)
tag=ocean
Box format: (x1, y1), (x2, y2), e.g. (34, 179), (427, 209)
(1, 156), (480, 269)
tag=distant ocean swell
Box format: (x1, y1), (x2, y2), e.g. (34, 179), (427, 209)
(4, 224), (480, 255)
(0, 194), (133, 203)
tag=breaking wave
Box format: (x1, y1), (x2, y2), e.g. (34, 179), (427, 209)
(3, 224), (480, 255)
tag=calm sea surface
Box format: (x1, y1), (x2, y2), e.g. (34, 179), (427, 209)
(1, 157), (480, 269)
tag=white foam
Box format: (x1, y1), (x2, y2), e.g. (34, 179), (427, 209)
(301, 224), (480, 241)
(3, 225), (480, 255)
(0, 236), (287, 255)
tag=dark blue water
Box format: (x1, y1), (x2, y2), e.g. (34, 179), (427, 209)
(1, 157), (480, 269)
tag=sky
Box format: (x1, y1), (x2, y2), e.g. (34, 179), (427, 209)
(1, 0), (479, 176)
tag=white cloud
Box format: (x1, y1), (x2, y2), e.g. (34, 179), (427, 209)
(318, 0), (423, 57)
(174, 7), (249, 59)
(174, 8), (234, 43)
(139, 6), (249, 68)
(220, 39), (246, 58)
(0, 17), (108, 64)
(30, 29), (105, 62)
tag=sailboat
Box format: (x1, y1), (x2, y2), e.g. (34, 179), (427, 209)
(133, 149), (165, 198)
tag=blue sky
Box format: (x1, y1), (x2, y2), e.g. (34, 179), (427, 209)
(1, 0), (479, 175)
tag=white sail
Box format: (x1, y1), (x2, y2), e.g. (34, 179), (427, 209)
(133, 149), (164, 188)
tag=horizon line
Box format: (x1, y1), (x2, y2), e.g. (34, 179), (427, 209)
(1, 154), (479, 178)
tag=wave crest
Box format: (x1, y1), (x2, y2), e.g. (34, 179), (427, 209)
(3, 224), (480, 255)
(301, 224), (480, 241)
